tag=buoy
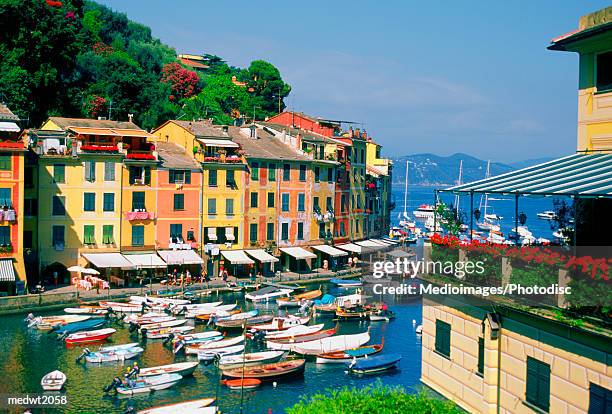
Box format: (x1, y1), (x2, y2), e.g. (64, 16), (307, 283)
(412, 319), (416, 325)
(272, 381), (277, 388)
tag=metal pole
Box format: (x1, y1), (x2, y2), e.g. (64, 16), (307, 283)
(573, 195), (578, 247)
(514, 193), (519, 239)
(433, 190), (438, 234)
(469, 191), (474, 241)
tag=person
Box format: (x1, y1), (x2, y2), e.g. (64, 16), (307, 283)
(222, 268), (228, 282)
(185, 269), (192, 284)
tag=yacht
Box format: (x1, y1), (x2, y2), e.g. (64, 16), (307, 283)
(413, 204), (435, 219)
(537, 211), (557, 220)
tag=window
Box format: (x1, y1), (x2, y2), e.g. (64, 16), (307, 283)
(102, 225), (114, 244)
(267, 192), (275, 208)
(314, 166), (320, 182)
(84, 161), (96, 182)
(186, 230), (195, 241)
(132, 192), (145, 211)
(281, 222), (289, 241)
(297, 193), (305, 212)
(84, 225), (95, 245)
(589, 383), (612, 414)
(281, 193), (290, 212)
(596, 51), (612, 92)
(249, 223), (258, 242)
(170, 224), (183, 238)
(169, 169), (191, 184)
(282, 164), (290, 181)
(0, 226), (10, 245)
(250, 192), (258, 208)
(83, 193), (95, 212)
(103, 193), (114, 212)
(477, 337), (484, 376)
(208, 170), (217, 187)
(326, 168), (333, 182)
(226, 170), (235, 187)
(251, 162), (259, 180)
(173, 194), (184, 210)
(355, 220), (359, 233)
(52, 225), (64, 248)
(53, 164), (65, 183)
(297, 222), (304, 240)
(129, 166), (151, 185)
(299, 164), (306, 181)
(435, 320), (451, 358)
(24, 231), (33, 249)
(313, 196), (320, 213)
(0, 154), (11, 171)
(326, 197), (333, 211)
(208, 198), (217, 215)
(268, 164), (276, 181)
(526, 357), (550, 412)
(226, 199), (234, 215)
(24, 199), (38, 216)
(25, 167), (34, 188)
(340, 222), (346, 237)
(266, 223), (274, 241)
(131, 225), (144, 246)
(0, 188), (10, 206)
(319, 222), (325, 238)
(52, 196), (66, 216)
(104, 162), (115, 181)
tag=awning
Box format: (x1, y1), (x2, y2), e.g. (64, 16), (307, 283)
(157, 250), (204, 265)
(221, 250), (254, 265)
(197, 138), (239, 148)
(279, 247), (317, 260)
(356, 240), (386, 251)
(381, 238), (399, 244)
(245, 249), (279, 263)
(0, 122), (20, 132)
(123, 253), (167, 269)
(386, 249), (414, 259)
(82, 253), (135, 269)
(443, 153), (612, 197)
(0, 259), (15, 281)
(373, 238), (395, 245)
(225, 227), (235, 241)
(336, 243), (365, 254)
(207, 227), (218, 241)
(310, 245), (349, 257)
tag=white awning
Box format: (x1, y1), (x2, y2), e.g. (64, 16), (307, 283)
(245, 249), (279, 263)
(356, 240), (386, 251)
(336, 243), (364, 254)
(310, 245), (348, 257)
(225, 227), (235, 241)
(207, 227), (218, 241)
(386, 249), (414, 259)
(373, 238), (395, 245)
(157, 250), (204, 265)
(221, 250), (254, 265)
(197, 138), (239, 148)
(381, 238), (399, 244)
(82, 253), (135, 269)
(123, 253), (167, 269)
(0, 259), (15, 281)
(0, 122), (20, 132)
(279, 247), (317, 260)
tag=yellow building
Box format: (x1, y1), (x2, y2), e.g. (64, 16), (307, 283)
(348, 129), (367, 240)
(366, 139), (393, 237)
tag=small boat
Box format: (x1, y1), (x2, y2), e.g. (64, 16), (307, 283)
(100, 342), (140, 352)
(266, 328), (337, 350)
(41, 370), (66, 391)
(111, 373), (182, 395)
(264, 323), (324, 340)
(169, 301), (223, 313)
(27, 314), (90, 330)
(245, 286), (293, 302)
(537, 210), (557, 220)
(415, 325), (423, 335)
(184, 304), (238, 319)
(316, 339), (384, 364)
(138, 398), (216, 414)
(129, 295), (190, 306)
(348, 353), (401, 374)
(330, 278), (362, 287)
(99, 301), (146, 313)
(211, 309), (258, 322)
(185, 335), (245, 355)
(222, 359), (306, 380)
(139, 361), (199, 377)
(55, 318), (106, 335)
(290, 331), (370, 355)
(222, 378), (261, 390)
(197, 345), (245, 362)
(217, 350), (286, 370)
(369, 310), (396, 322)
(139, 319), (186, 332)
(249, 316), (310, 332)
(146, 325), (194, 339)
(195, 309), (242, 322)
(215, 314), (274, 329)
(173, 330), (222, 344)
(238, 282), (261, 291)
(64, 306), (109, 315)
(276, 288), (322, 307)
(125, 314), (175, 325)
(413, 204), (434, 219)
(65, 328), (116, 344)
(82, 346), (144, 363)
(335, 307), (374, 320)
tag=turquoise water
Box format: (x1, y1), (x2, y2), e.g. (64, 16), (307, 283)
(0, 285), (423, 413)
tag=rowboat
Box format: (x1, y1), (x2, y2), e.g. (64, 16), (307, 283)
(264, 323), (325, 340)
(348, 353), (401, 374)
(290, 331), (371, 355)
(41, 370), (66, 391)
(249, 316), (310, 332)
(100, 342), (140, 352)
(65, 328), (116, 344)
(216, 351), (285, 370)
(185, 335), (245, 355)
(129, 295), (190, 306)
(215, 314), (274, 329)
(183, 304), (238, 318)
(330, 278), (362, 287)
(139, 361), (199, 377)
(245, 286), (293, 302)
(222, 359), (306, 380)
(146, 325), (194, 339)
(27, 314), (90, 330)
(113, 373), (182, 395)
(99, 301), (147, 313)
(276, 288), (322, 307)
(83, 346), (144, 363)
(124, 313), (174, 325)
(138, 398), (216, 414)
(64, 306), (109, 315)
(197, 345), (245, 362)
(266, 328), (337, 350)
(195, 309), (241, 322)
(222, 378), (261, 390)
(173, 331), (222, 344)
(212, 309), (257, 322)
(315, 339), (384, 364)
(369, 310), (396, 321)
(335, 307), (374, 320)
(138, 319), (186, 332)
(169, 301), (223, 313)
(55, 318), (106, 335)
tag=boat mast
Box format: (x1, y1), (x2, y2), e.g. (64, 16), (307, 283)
(403, 160), (409, 218)
(483, 160), (490, 217)
(454, 160), (463, 214)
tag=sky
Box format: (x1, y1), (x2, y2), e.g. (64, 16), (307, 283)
(99, 0), (610, 163)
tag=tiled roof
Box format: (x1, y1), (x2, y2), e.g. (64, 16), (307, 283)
(157, 141), (201, 170)
(0, 103), (19, 121)
(227, 125), (311, 162)
(169, 120), (228, 139)
(47, 117), (141, 130)
(258, 122), (343, 145)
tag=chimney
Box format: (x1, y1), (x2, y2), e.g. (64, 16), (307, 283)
(128, 113), (134, 123)
(296, 132), (302, 150)
(249, 125), (257, 139)
(222, 125), (229, 136)
(354, 128), (360, 138)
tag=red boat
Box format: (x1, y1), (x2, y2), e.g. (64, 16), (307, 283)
(222, 378), (262, 390)
(65, 328), (116, 344)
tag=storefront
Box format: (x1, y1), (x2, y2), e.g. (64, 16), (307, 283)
(310, 245), (348, 271)
(279, 247), (316, 273)
(244, 249), (279, 276)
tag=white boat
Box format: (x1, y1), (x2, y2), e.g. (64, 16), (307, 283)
(129, 295), (190, 306)
(115, 373), (182, 395)
(139, 361), (199, 377)
(173, 331), (222, 344)
(125, 314), (175, 325)
(211, 309), (257, 322)
(41, 370), (66, 391)
(413, 204), (435, 219)
(146, 325), (194, 339)
(169, 301), (223, 313)
(138, 398), (216, 414)
(249, 316), (310, 332)
(287, 331), (371, 355)
(84, 346), (144, 363)
(264, 323), (325, 340)
(183, 304), (238, 318)
(476, 219), (500, 232)
(99, 301), (146, 313)
(537, 210), (557, 220)
(27, 314), (90, 330)
(100, 342), (140, 352)
(245, 286), (293, 302)
(64, 307), (108, 315)
(216, 350), (285, 370)
(139, 319), (186, 331)
(197, 344), (245, 362)
(485, 213), (503, 221)
(185, 335), (245, 355)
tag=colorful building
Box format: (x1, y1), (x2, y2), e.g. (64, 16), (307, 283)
(366, 139), (393, 237)
(266, 111), (340, 138)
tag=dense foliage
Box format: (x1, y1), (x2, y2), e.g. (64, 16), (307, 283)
(0, 0), (291, 129)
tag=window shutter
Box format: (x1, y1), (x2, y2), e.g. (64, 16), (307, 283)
(129, 167), (135, 184)
(169, 170), (175, 183)
(478, 337), (484, 374)
(84, 162), (91, 181)
(185, 170), (191, 184)
(526, 358), (539, 405)
(538, 362), (550, 410)
(144, 167), (151, 185)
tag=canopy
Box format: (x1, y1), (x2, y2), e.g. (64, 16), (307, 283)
(279, 247), (316, 260)
(373, 238), (396, 245)
(0, 259), (15, 281)
(0, 122), (20, 132)
(245, 249), (279, 263)
(221, 250), (254, 265)
(336, 243), (364, 254)
(355, 240), (386, 251)
(443, 153), (612, 198)
(82, 253), (135, 269)
(197, 138), (239, 148)
(386, 249), (415, 259)
(310, 245), (348, 257)
(123, 253), (167, 269)
(158, 249), (204, 265)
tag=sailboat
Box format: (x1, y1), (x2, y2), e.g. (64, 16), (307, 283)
(476, 161), (501, 232)
(399, 160), (416, 229)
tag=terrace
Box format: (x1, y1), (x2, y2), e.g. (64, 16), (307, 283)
(194, 132), (242, 164)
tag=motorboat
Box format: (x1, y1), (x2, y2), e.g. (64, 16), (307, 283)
(276, 288), (322, 307)
(329, 278), (362, 287)
(266, 328), (338, 351)
(138, 362), (199, 377)
(185, 335), (245, 355)
(64, 306), (109, 315)
(221, 359), (306, 380)
(99, 301), (145, 313)
(65, 328), (116, 344)
(26, 314), (90, 330)
(108, 373), (182, 395)
(245, 286), (293, 302)
(369, 310), (396, 321)
(145, 325), (194, 339)
(215, 314), (274, 329)
(211, 309), (258, 323)
(216, 350), (286, 370)
(248, 316), (310, 332)
(54, 318), (106, 336)
(289, 331), (370, 355)
(537, 211), (557, 220)
(41, 370), (66, 391)
(263, 323), (325, 340)
(197, 345), (245, 362)
(315, 340), (384, 364)
(138, 398), (216, 414)
(222, 378), (261, 390)
(129, 295), (190, 306)
(348, 353), (401, 374)
(413, 204), (435, 219)
(82, 345), (144, 363)
(138, 319), (186, 332)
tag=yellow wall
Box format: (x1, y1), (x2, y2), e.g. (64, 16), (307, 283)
(349, 139), (366, 240)
(120, 163), (158, 250)
(310, 161), (336, 243)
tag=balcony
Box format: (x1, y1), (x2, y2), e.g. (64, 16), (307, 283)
(126, 150), (157, 161)
(0, 141), (24, 152)
(125, 210), (155, 220)
(79, 142), (119, 154)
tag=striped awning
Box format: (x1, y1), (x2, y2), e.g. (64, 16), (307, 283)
(443, 153), (612, 197)
(0, 259), (15, 281)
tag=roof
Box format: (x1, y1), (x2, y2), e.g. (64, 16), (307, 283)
(227, 125), (311, 162)
(157, 141), (201, 170)
(443, 153), (612, 198)
(548, 7), (612, 50)
(0, 103), (19, 121)
(179, 57), (209, 69)
(47, 117), (142, 130)
(164, 120), (228, 139)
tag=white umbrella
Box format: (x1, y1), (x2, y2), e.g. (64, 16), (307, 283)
(81, 268), (100, 275)
(67, 265), (86, 273)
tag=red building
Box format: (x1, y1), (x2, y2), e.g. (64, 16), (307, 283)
(266, 111), (340, 138)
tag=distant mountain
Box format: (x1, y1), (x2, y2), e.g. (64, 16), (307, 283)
(508, 157), (554, 170)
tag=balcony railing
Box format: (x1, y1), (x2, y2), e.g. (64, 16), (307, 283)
(126, 150), (157, 161)
(79, 142), (119, 153)
(125, 211), (155, 220)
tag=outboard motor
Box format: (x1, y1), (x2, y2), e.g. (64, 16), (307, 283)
(76, 348), (91, 363)
(172, 340), (184, 355)
(253, 330), (266, 344)
(58, 331), (69, 341)
(24, 313), (34, 323)
(162, 333), (175, 346)
(103, 376), (123, 393)
(140, 328), (148, 339)
(128, 321), (139, 334)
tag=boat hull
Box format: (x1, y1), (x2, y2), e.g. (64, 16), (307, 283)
(139, 362), (199, 377)
(221, 359), (306, 380)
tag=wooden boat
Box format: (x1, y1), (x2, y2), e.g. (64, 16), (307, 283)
(330, 278), (362, 287)
(138, 398), (216, 414)
(212, 309), (257, 322)
(183, 304), (238, 318)
(315, 339), (384, 364)
(100, 342), (140, 352)
(290, 331), (371, 355)
(41, 370), (66, 391)
(264, 323), (325, 340)
(113, 373), (182, 395)
(129, 295), (190, 306)
(64, 306), (109, 315)
(99, 301), (146, 313)
(222, 378), (261, 390)
(248, 316), (309, 332)
(83, 346), (144, 363)
(216, 350), (285, 370)
(215, 314), (274, 329)
(195, 309), (241, 322)
(139, 319), (186, 332)
(276, 288), (322, 307)
(139, 361), (199, 377)
(124, 313), (174, 325)
(55, 318), (106, 335)
(245, 286), (293, 302)
(171, 332), (223, 354)
(146, 325), (194, 339)
(266, 327), (337, 350)
(348, 353), (401, 374)
(27, 314), (90, 330)
(197, 345), (245, 362)
(222, 359), (306, 380)
(65, 328), (116, 344)
(185, 335), (244, 355)
(169, 301), (223, 313)
(335, 307), (374, 320)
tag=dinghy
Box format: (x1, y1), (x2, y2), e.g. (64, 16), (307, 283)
(276, 288), (322, 307)
(222, 359), (306, 380)
(215, 314), (273, 329)
(330, 278), (362, 287)
(27, 314), (90, 330)
(245, 286), (293, 303)
(138, 361), (199, 377)
(290, 331), (370, 355)
(99, 301), (146, 313)
(216, 351), (285, 370)
(81, 346), (144, 363)
(65, 328), (116, 344)
(145, 325), (194, 339)
(54, 318), (106, 335)
(348, 353), (401, 374)
(369, 310), (396, 321)
(211, 309), (257, 322)
(197, 344), (245, 362)
(64, 306), (109, 315)
(129, 295), (190, 306)
(138, 319), (186, 332)
(266, 327), (337, 350)
(222, 378), (261, 390)
(185, 335), (244, 355)
(41, 370), (66, 391)
(138, 398), (216, 414)
(172, 331), (222, 344)
(124, 314), (174, 325)
(169, 301), (223, 314)
(108, 373), (182, 395)
(194, 309), (241, 322)
(264, 323), (325, 340)
(249, 316), (309, 332)
(100, 342), (140, 352)
(316, 339), (384, 364)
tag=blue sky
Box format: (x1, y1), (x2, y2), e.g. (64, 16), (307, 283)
(99, 0), (609, 162)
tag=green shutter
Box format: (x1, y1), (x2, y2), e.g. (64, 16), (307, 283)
(478, 337), (484, 375)
(185, 170), (191, 184)
(526, 357), (550, 411)
(169, 169), (175, 183)
(269, 164), (276, 181)
(84, 225), (95, 244)
(144, 167), (151, 185)
(435, 320), (451, 358)
(103, 225), (114, 244)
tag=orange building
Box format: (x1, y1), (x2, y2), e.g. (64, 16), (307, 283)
(266, 111), (340, 138)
